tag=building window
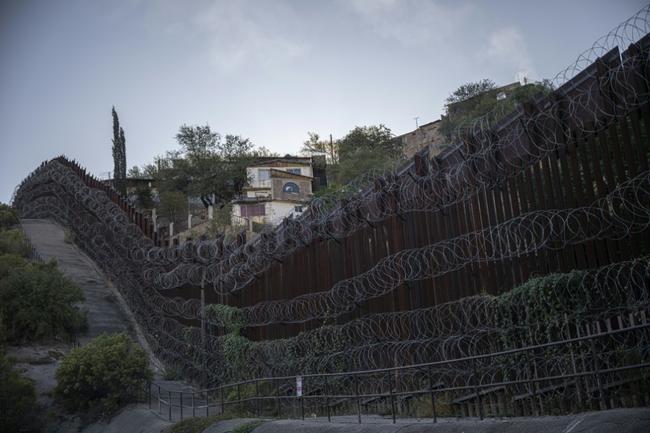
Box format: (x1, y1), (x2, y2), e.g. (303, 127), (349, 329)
(240, 204), (265, 217)
(287, 168), (301, 175)
(283, 182), (300, 194)
(294, 205), (303, 213)
(258, 169), (270, 182)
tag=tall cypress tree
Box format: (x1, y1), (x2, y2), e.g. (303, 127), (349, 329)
(111, 107), (127, 195)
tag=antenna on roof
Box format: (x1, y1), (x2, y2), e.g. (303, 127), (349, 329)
(413, 116), (420, 128)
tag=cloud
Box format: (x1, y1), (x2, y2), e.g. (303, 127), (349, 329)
(141, 0), (308, 72)
(485, 26), (535, 81)
(193, 1), (307, 72)
(346, 0), (474, 46)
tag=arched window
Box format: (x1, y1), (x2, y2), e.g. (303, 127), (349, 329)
(283, 182), (300, 194)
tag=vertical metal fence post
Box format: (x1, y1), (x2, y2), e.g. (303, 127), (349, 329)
(471, 358), (484, 420)
(590, 333), (607, 410)
(428, 365), (437, 423)
(168, 390), (172, 421)
(157, 384), (161, 414)
(221, 386), (225, 415)
(192, 392), (195, 418)
(354, 373), (361, 424)
(275, 379), (281, 418)
(524, 348), (540, 416)
(387, 371), (396, 424)
(325, 378), (331, 422)
(300, 386), (305, 421)
(148, 381), (152, 409)
(237, 383), (243, 415)
(206, 389), (210, 417)
(180, 392), (184, 419)
(255, 380), (260, 417)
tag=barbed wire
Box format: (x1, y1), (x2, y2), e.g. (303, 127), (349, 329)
(10, 5), (650, 392)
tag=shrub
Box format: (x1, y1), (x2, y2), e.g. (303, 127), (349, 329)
(165, 414), (235, 433)
(0, 253), (28, 279)
(0, 261), (86, 343)
(0, 203), (18, 230)
(0, 352), (39, 432)
(55, 333), (152, 415)
(0, 228), (31, 257)
(232, 421), (264, 433)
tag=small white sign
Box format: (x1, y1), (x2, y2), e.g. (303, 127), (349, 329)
(296, 376), (303, 397)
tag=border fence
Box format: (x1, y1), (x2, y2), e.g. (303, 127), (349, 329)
(147, 313), (650, 422)
(11, 5), (650, 424)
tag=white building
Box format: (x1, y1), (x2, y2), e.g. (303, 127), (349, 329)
(232, 156), (326, 228)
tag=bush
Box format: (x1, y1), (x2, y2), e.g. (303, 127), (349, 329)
(0, 203), (18, 230)
(0, 253), (28, 279)
(0, 260), (86, 343)
(0, 352), (39, 432)
(0, 228), (31, 257)
(55, 333), (152, 415)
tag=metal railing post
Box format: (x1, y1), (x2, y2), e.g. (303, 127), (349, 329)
(157, 384), (161, 414)
(354, 373), (361, 424)
(255, 380), (260, 417)
(221, 386), (225, 415)
(590, 334), (607, 410)
(325, 378), (331, 422)
(168, 390), (172, 421)
(192, 392), (195, 418)
(148, 381), (152, 409)
(180, 392), (183, 419)
(275, 379), (281, 418)
(387, 371), (396, 424)
(237, 383), (242, 415)
(300, 385), (305, 421)
(471, 358), (484, 420)
(428, 365), (437, 423)
(206, 389), (210, 417)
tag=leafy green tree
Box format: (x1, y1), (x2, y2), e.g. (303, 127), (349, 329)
(55, 333), (152, 415)
(158, 191), (188, 226)
(0, 228), (31, 257)
(155, 125), (272, 205)
(134, 186), (154, 209)
(444, 78), (496, 106)
(330, 124), (403, 184)
(0, 203), (18, 230)
(176, 124), (219, 159)
(337, 124), (399, 161)
(0, 260), (86, 342)
(301, 132), (338, 164)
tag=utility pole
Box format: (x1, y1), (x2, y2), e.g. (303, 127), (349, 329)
(414, 116), (420, 129)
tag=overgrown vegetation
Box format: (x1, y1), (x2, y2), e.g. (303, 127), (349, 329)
(440, 78), (553, 140)
(55, 333), (152, 416)
(0, 203), (18, 230)
(0, 352), (40, 433)
(0, 228), (31, 256)
(164, 414), (235, 433)
(0, 259), (86, 343)
(0, 211), (86, 344)
(232, 421), (265, 433)
(205, 305), (252, 381)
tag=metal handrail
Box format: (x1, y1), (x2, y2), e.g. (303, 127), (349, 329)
(147, 318), (650, 423)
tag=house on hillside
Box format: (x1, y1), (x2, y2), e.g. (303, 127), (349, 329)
(232, 155), (326, 228)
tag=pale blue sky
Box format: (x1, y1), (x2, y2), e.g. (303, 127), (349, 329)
(0, 0), (645, 202)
